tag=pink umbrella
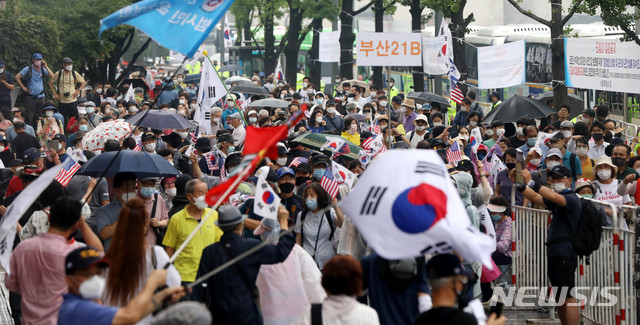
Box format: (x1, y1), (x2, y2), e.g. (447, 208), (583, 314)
(82, 119), (132, 151)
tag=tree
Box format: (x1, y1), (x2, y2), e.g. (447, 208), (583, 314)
(507, 0), (584, 110)
(308, 3), (340, 89)
(402, 0), (429, 92)
(339, 0), (374, 80)
(425, 0), (473, 95)
(371, 0), (397, 87)
(582, 0), (640, 46)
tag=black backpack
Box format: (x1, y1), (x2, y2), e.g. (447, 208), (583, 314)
(549, 197), (603, 258)
(299, 209), (335, 244)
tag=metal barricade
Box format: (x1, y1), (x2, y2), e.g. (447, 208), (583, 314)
(512, 199), (636, 325)
(613, 119), (639, 146)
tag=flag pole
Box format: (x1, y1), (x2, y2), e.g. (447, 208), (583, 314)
(202, 52), (248, 126)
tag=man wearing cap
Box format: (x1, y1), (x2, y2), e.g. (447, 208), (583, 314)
(415, 254), (503, 325)
(221, 95), (240, 128)
(15, 53), (54, 126)
(401, 99), (418, 133)
(193, 204), (295, 324)
(164, 179), (223, 285)
(140, 132), (157, 154)
(49, 57), (85, 120)
(276, 167), (304, 226)
(6, 197), (103, 325)
(10, 120), (40, 159)
(518, 166), (581, 325)
(228, 112), (246, 148)
(58, 246), (185, 324)
(0, 58), (15, 120)
(405, 114), (429, 148)
(546, 133), (582, 186)
(489, 91), (501, 112)
(296, 154), (330, 196)
(45, 133), (70, 169)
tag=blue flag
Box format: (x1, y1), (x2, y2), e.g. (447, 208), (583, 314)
(99, 0), (235, 57)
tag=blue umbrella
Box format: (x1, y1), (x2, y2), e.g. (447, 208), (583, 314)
(77, 150), (179, 178)
(125, 109), (194, 130)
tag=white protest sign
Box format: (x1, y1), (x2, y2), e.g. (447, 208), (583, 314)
(422, 35), (447, 75)
(477, 40), (526, 89)
(565, 38), (640, 94)
(319, 31), (340, 63)
(356, 33), (422, 67)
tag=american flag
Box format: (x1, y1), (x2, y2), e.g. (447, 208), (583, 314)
(372, 118), (381, 135)
(362, 135), (386, 156)
(320, 168), (340, 199)
(451, 85), (464, 104)
(190, 126), (200, 143)
(54, 158), (81, 187)
(289, 156), (307, 167)
(332, 142), (351, 159)
(133, 142), (142, 151)
(446, 140), (463, 164)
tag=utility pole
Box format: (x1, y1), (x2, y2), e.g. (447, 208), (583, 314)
(434, 10), (443, 95)
(330, 0), (339, 95)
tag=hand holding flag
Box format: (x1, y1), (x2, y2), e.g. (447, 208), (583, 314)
(254, 176), (281, 219)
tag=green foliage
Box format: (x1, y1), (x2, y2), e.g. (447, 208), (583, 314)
(0, 3), (62, 72)
(581, 0), (640, 45)
(424, 0), (464, 17)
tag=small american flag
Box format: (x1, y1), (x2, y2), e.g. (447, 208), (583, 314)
(190, 126), (200, 143)
(451, 85), (464, 104)
(289, 156), (307, 167)
(320, 168), (340, 199)
(372, 118), (381, 135)
(54, 158), (81, 187)
(133, 142), (142, 151)
(446, 140), (463, 164)
(332, 142), (351, 159)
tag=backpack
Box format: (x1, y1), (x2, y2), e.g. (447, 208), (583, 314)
(55, 69), (79, 90)
(548, 197), (603, 258)
(25, 66), (47, 96)
(299, 209), (335, 245)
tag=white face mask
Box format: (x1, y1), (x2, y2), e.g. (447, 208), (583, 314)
(486, 129), (494, 136)
(165, 188), (177, 197)
(96, 88), (102, 94)
(551, 182), (566, 193)
(179, 100), (186, 105)
(86, 106), (94, 114)
(315, 117), (323, 124)
(327, 108), (336, 115)
(469, 121), (478, 127)
(546, 161), (561, 170)
(576, 147), (588, 157)
(121, 191), (137, 202)
(65, 65), (73, 71)
(78, 275), (106, 300)
(193, 195), (208, 210)
(516, 127), (524, 136)
(433, 122), (443, 127)
(529, 158), (541, 166)
(145, 142), (156, 152)
(460, 134), (469, 141)
(178, 132), (188, 139)
(0, 68), (4, 74)
(597, 169), (611, 180)
(415, 126), (426, 131)
(347, 97), (354, 103)
(212, 117), (220, 123)
(249, 117), (258, 123)
(177, 78), (183, 83)
(496, 128), (506, 137)
(379, 101), (387, 107)
(45, 111), (54, 117)
(562, 130), (572, 139)
(277, 157), (287, 166)
(129, 107), (138, 114)
(178, 110), (186, 116)
(350, 124), (358, 132)
(303, 82), (308, 88)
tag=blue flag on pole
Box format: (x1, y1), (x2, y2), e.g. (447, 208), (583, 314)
(99, 0), (235, 57)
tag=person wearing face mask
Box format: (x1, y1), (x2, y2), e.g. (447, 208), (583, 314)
(532, 148), (563, 187)
(15, 53), (54, 126)
(593, 156), (632, 227)
(617, 156), (640, 205)
(517, 125), (546, 157)
(452, 99), (472, 129)
(341, 117), (361, 145)
(134, 177), (170, 246)
(141, 132), (158, 154)
(122, 100), (139, 120)
(37, 105), (64, 144)
(48, 57), (86, 120)
(609, 142), (638, 180)
(574, 137), (595, 181)
(83, 101), (101, 129)
(545, 133), (581, 187)
(494, 149), (525, 208)
(507, 117), (531, 149)
(163, 179), (223, 285)
(314, 92), (326, 108)
(524, 146), (543, 172)
(482, 120), (505, 149)
(246, 110), (259, 127)
(480, 197), (512, 302)
(0, 135), (13, 167)
(517, 166), (580, 325)
(7, 197), (103, 325)
(406, 114), (430, 148)
(45, 133), (70, 169)
(66, 106), (89, 134)
(221, 94), (241, 128)
(6, 108), (35, 141)
(297, 155), (330, 196)
(295, 183), (344, 269)
(228, 112), (246, 147)
(323, 104), (344, 133)
(59, 246), (186, 325)
(87, 172), (138, 251)
(275, 167), (304, 226)
(308, 110), (326, 133)
(587, 121), (608, 160)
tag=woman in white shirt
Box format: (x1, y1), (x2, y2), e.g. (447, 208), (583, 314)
(593, 156), (632, 227)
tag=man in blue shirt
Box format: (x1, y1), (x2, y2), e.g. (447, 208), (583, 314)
(15, 53), (53, 126)
(518, 125), (548, 157)
(59, 246), (184, 325)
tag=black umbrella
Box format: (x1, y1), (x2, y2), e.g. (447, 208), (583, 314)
(535, 92), (584, 119)
(229, 84), (270, 96)
(78, 150), (179, 178)
(121, 78), (149, 93)
(125, 109), (194, 129)
(184, 74), (201, 84)
(219, 64), (244, 72)
(407, 92), (451, 107)
(482, 95), (557, 124)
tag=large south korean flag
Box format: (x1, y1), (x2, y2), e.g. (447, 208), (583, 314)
(340, 149), (495, 267)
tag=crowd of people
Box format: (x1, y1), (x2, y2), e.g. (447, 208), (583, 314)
(0, 52), (637, 325)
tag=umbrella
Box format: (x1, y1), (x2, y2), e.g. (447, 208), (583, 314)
(125, 109), (194, 130)
(482, 95), (557, 124)
(229, 84), (270, 96)
(347, 113), (367, 123)
(224, 76), (252, 86)
(218, 64), (244, 73)
(121, 78), (149, 93)
(407, 91), (451, 107)
(184, 74), (201, 84)
(82, 120), (132, 151)
(291, 133), (361, 161)
(339, 79), (369, 93)
(78, 150), (179, 178)
(535, 92), (584, 119)
(247, 98), (290, 109)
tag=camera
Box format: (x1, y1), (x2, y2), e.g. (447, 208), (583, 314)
(63, 92), (70, 97)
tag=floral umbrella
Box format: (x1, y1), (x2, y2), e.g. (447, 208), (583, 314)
(82, 119), (132, 151)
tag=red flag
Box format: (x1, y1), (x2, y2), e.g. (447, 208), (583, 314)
(242, 125), (288, 160)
